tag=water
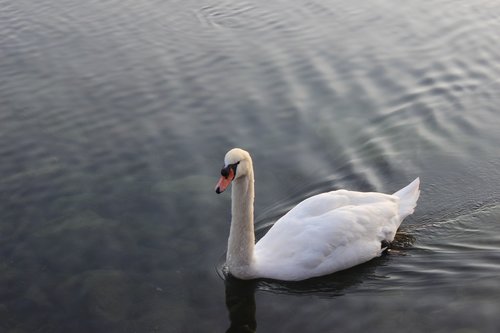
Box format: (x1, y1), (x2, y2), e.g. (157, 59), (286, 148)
(1, 0), (500, 331)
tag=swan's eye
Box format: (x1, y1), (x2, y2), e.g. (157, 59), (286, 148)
(221, 162), (240, 179)
(220, 166), (230, 178)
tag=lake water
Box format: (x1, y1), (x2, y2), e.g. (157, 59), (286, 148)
(1, 0), (500, 332)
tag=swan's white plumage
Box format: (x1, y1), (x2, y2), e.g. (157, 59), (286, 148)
(254, 181), (419, 281)
(216, 148), (420, 281)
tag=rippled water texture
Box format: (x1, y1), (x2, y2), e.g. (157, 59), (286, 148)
(1, 0), (500, 332)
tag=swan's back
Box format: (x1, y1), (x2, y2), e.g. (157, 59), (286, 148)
(253, 178), (420, 280)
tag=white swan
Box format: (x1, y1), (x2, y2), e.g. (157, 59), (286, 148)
(215, 148), (420, 281)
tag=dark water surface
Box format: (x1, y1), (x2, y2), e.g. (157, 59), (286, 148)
(1, 0), (500, 332)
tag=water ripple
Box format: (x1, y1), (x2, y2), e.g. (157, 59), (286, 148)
(2, 0), (500, 331)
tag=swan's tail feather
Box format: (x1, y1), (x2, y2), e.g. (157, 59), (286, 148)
(393, 177), (420, 221)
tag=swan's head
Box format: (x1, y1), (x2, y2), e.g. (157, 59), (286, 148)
(215, 148), (252, 194)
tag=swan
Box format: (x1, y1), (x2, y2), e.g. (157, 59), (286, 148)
(215, 148), (420, 281)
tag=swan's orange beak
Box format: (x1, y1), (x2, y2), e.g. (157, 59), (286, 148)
(215, 167), (235, 194)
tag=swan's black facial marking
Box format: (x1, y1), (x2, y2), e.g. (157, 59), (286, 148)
(221, 161), (240, 179)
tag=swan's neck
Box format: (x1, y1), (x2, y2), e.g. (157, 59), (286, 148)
(227, 168), (255, 278)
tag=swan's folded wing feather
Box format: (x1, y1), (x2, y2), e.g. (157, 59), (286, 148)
(253, 195), (401, 280)
(284, 189), (399, 219)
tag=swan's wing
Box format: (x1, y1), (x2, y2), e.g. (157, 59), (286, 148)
(283, 189), (400, 219)
(254, 191), (401, 281)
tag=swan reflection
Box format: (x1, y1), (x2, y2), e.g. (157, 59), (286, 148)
(225, 277), (257, 333)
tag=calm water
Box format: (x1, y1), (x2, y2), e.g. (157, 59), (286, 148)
(1, 0), (500, 332)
